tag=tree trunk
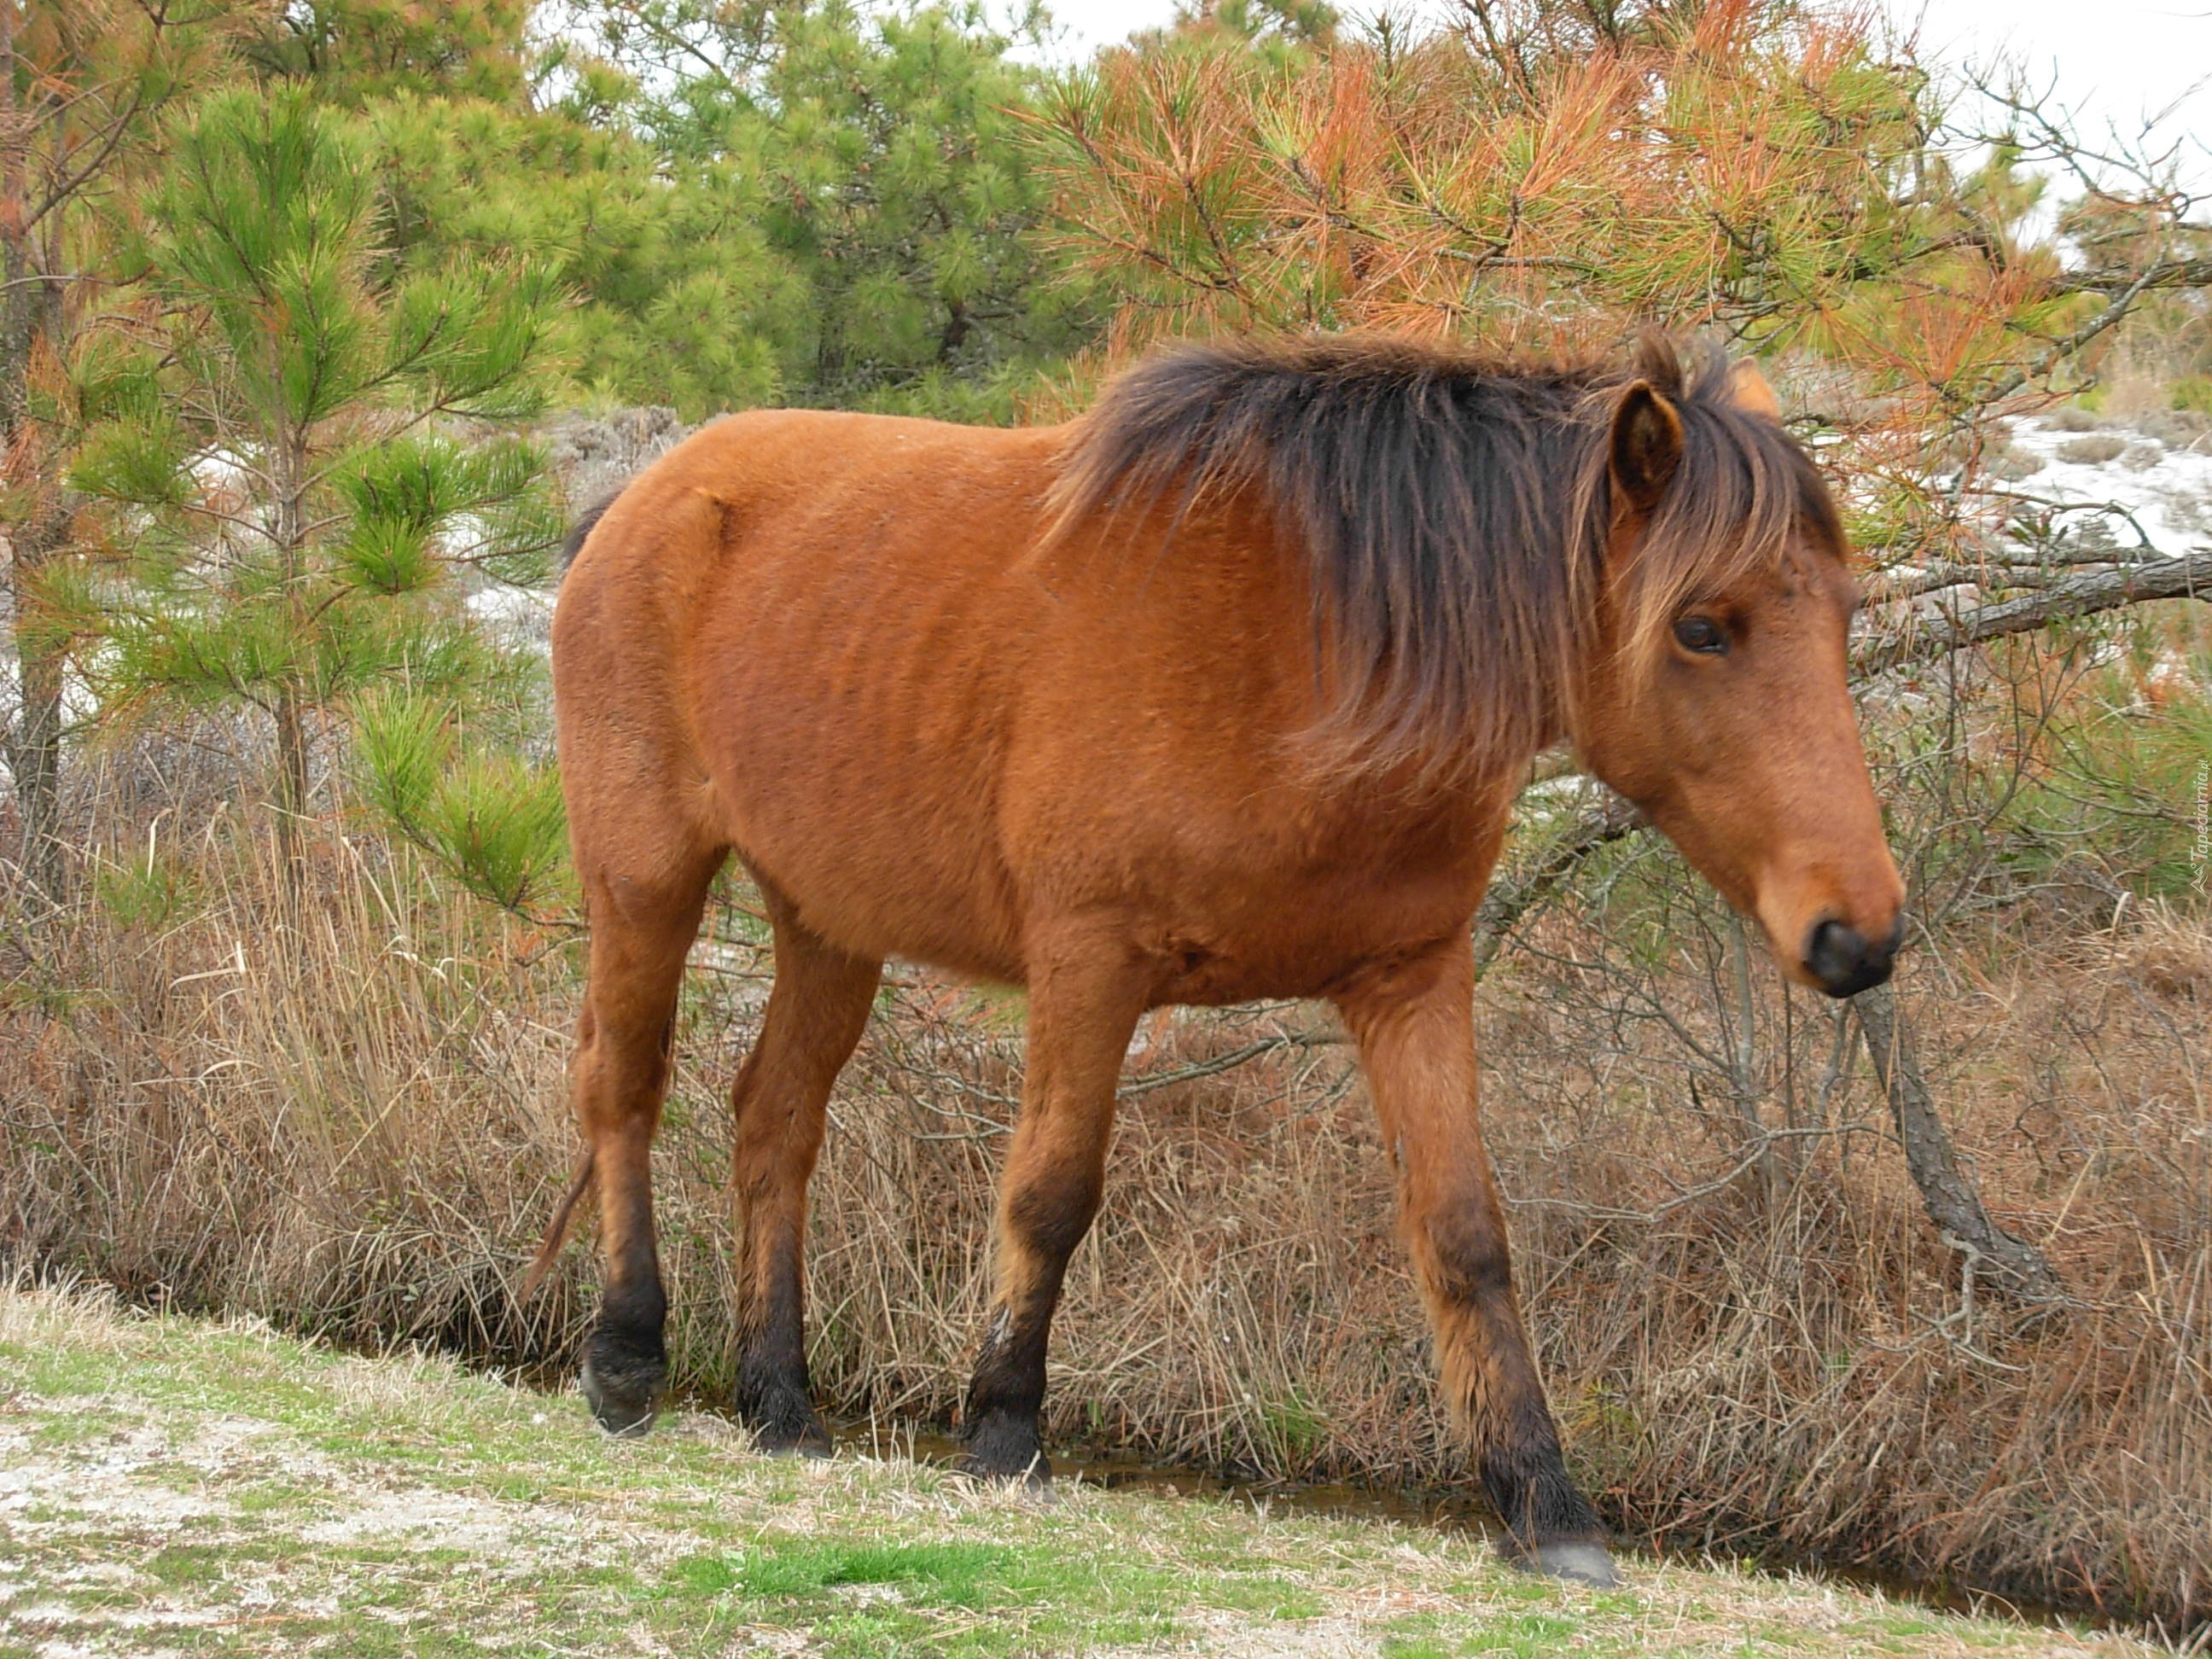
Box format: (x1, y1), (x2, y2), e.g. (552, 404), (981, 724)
(272, 687), (310, 904)
(5, 515), (67, 905)
(1854, 981), (2064, 1302)
(267, 415), (316, 908)
(0, 0), (70, 905)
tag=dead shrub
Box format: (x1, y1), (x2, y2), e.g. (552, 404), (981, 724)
(3, 752), (2207, 1633)
(2056, 434), (2129, 465)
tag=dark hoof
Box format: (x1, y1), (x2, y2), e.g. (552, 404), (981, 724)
(736, 1380), (833, 1459)
(958, 1458), (1055, 1495)
(1514, 1542), (1621, 1588)
(959, 1413), (1053, 1488)
(759, 1430), (834, 1460)
(579, 1352), (662, 1439)
(749, 1418), (834, 1460)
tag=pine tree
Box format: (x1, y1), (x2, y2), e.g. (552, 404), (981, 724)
(0, 0), (219, 904)
(390, 0), (1099, 421)
(71, 85), (564, 905)
(240, 0), (533, 107)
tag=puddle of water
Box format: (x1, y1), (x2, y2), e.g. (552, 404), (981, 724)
(849, 1419), (1495, 1532)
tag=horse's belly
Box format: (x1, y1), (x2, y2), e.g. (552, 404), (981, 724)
(696, 702), (1020, 974)
(743, 810), (1025, 981)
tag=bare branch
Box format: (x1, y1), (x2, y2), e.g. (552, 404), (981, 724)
(1858, 546), (2212, 677)
(1471, 784), (1642, 977)
(1854, 982), (2066, 1303)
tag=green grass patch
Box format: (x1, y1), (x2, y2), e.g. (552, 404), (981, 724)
(685, 1539), (1018, 1602)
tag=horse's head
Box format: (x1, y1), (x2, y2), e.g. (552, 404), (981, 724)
(1570, 357), (1904, 998)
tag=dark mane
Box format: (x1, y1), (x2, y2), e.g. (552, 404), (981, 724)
(1051, 334), (1843, 776)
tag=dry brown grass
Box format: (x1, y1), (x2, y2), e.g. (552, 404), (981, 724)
(2, 761), (2207, 1641)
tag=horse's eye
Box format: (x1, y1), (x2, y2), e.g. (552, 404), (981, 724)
(1674, 615), (1727, 655)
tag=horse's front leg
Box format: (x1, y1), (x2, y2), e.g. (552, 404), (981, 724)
(962, 929), (1150, 1484)
(1335, 935), (1617, 1586)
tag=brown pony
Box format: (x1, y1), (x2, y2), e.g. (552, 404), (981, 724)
(542, 335), (1905, 1586)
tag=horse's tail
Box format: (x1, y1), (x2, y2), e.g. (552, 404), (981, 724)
(557, 492), (620, 575)
(521, 1147), (596, 1299)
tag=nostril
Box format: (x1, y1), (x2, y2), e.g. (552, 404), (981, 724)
(1804, 918), (1856, 976)
(1802, 918), (1896, 999)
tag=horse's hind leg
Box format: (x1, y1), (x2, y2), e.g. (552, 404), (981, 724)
(1333, 936), (1616, 1586)
(569, 853), (719, 1437)
(729, 882), (882, 1455)
(962, 931), (1150, 1484)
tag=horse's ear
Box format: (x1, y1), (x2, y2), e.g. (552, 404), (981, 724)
(1725, 358), (1783, 422)
(1610, 380), (1683, 513)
